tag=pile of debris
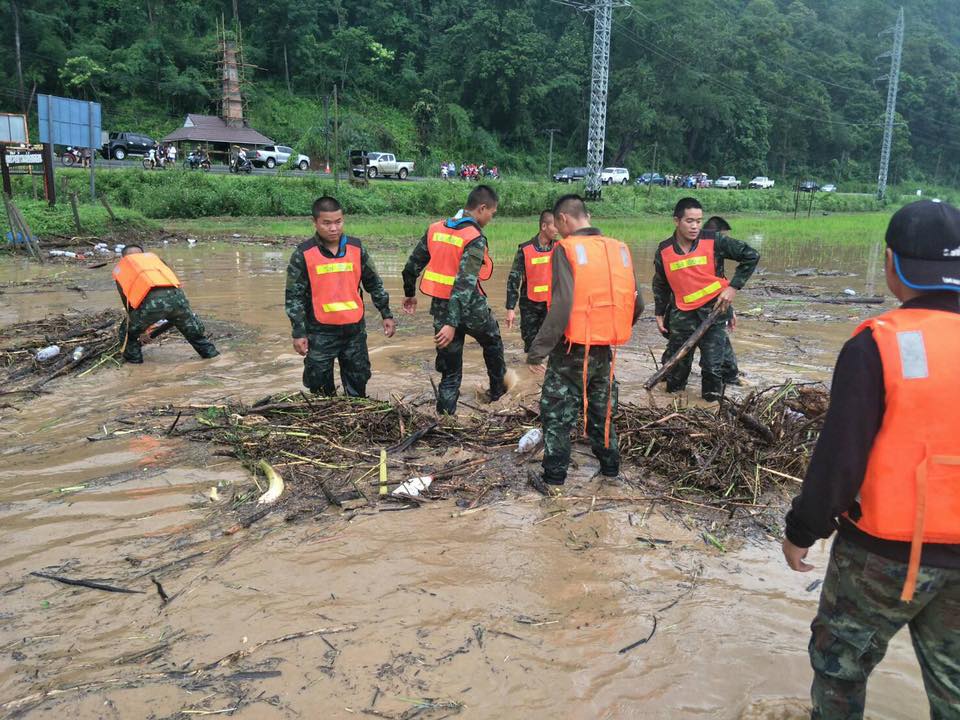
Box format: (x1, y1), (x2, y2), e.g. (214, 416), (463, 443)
(134, 384), (829, 529)
(1, 309), (123, 395)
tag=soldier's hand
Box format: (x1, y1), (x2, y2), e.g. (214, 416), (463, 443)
(383, 318), (397, 338)
(292, 337), (309, 356)
(528, 362), (546, 377)
(716, 286), (738, 311)
(434, 324), (455, 349)
(402, 297), (417, 315)
(728, 310), (737, 332)
(655, 315), (667, 336)
(505, 309), (516, 329)
(782, 538), (814, 572)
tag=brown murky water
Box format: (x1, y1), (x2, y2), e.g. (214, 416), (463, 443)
(0, 236), (928, 718)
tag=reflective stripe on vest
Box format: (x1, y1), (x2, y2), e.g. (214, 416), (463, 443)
(304, 240), (364, 325)
(420, 219), (494, 299)
(660, 235), (729, 311)
(522, 240), (554, 303)
(560, 235), (636, 347)
(850, 308), (960, 600)
(112, 253), (181, 310)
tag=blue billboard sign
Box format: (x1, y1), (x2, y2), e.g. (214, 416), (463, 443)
(37, 94), (101, 148)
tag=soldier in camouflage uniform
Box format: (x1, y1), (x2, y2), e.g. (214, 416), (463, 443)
(402, 185), (506, 415)
(703, 216), (740, 384)
(527, 195), (643, 489)
(784, 200), (960, 719)
(285, 196), (395, 397)
(114, 245), (219, 364)
(505, 210), (557, 352)
(652, 198), (759, 400)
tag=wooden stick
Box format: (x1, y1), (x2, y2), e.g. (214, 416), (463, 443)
(644, 304), (724, 390)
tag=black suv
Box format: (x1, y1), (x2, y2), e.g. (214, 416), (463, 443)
(102, 132), (157, 161)
(798, 180), (819, 193)
(553, 166), (588, 183)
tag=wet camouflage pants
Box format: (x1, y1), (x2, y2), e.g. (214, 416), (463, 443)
(120, 287), (218, 363)
(432, 309), (506, 415)
(663, 303), (728, 399)
(810, 535), (960, 719)
(540, 344), (619, 483)
(519, 298), (548, 354)
(662, 304), (738, 384)
(305, 325), (370, 397)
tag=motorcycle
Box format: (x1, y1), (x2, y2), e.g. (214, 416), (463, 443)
(229, 155), (253, 174)
(60, 147), (81, 166)
(184, 152), (212, 171)
(142, 151), (165, 170)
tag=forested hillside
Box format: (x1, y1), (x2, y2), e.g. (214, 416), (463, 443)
(2, 0), (959, 182)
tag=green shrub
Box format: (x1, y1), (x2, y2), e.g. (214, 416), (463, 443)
(0, 198), (157, 239)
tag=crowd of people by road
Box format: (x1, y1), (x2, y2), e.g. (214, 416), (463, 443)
(440, 161), (500, 181)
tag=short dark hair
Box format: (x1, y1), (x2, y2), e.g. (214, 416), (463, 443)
(121, 244), (144, 256)
(552, 194), (588, 219)
(312, 196), (342, 217)
(703, 215), (731, 232)
(465, 185), (499, 210)
(673, 197), (703, 219)
(539, 210), (554, 226)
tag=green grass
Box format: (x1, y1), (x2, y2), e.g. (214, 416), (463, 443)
(166, 211), (892, 262)
(1, 199), (158, 241)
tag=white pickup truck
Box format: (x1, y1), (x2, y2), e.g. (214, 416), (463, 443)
(359, 152), (415, 180)
(748, 176), (775, 189)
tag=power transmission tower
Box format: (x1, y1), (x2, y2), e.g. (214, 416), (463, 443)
(544, 128), (560, 178)
(876, 7), (904, 201)
(585, 0), (614, 200)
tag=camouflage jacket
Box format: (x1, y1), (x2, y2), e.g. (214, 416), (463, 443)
(401, 217), (492, 328)
(285, 234), (392, 338)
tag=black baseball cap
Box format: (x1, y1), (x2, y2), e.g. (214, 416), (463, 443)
(886, 199), (960, 292)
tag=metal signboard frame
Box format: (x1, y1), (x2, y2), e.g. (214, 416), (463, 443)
(37, 94), (103, 203)
(0, 113), (28, 144)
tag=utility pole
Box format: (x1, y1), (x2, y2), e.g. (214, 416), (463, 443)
(585, 0), (613, 200)
(876, 7), (904, 201)
(544, 128), (560, 179)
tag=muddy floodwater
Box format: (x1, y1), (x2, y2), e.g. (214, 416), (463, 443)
(0, 231), (929, 719)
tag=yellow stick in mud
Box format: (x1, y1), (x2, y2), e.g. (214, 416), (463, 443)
(379, 448), (388, 496)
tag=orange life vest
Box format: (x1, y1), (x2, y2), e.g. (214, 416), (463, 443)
(112, 253), (180, 309)
(561, 235), (636, 347)
(304, 238), (365, 325)
(851, 307), (960, 601)
(660, 232), (729, 311)
(419, 218), (493, 300)
(521, 239), (554, 303)
(559, 233), (637, 448)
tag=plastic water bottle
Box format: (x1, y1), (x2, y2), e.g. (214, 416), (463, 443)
(517, 428), (543, 453)
(35, 345), (60, 361)
(71, 346), (85, 361)
(48, 249), (76, 258)
(392, 475), (434, 497)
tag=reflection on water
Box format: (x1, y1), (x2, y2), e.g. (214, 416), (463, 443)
(0, 237), (923, 719)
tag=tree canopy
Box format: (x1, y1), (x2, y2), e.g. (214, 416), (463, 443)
(2, 0), (958, 182)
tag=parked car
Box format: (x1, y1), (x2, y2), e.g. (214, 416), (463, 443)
(252, 145), (310, 170)
(714, 175), (741, 189)
(553, 166), (588, 183)
(600, 167), (630, 185)
(354, 152), (414, 179)
(821, 183), (837, 193)
(636, 172), (667, 186)
(748, 176), (775, 189)
(799, 180), (820, 192)
(101, 132), (156, 161)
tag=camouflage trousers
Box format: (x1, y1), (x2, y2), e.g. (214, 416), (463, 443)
(433, 308), (506, 415)
(120, 287), (218, 363)
(304, 324), (371, 397)
(810, 535), (960, 719)
(662, 304), (739, 383)
(518, 298), (548, 353)
(663, 302), (728, 400)
(540, 343), (619, 484)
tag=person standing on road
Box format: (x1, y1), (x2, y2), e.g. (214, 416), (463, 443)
(113, 244), (219, 364)
(783, 199), (960, 720)
(402, 185), (507, 415)
(652, 197), (759, 401)
(167, 144), (177, 166)
(285, 196), (396, 397)
(526, 194), (643, 491)
(505, 210), (558, 352)
(702, 215), (741, 386)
